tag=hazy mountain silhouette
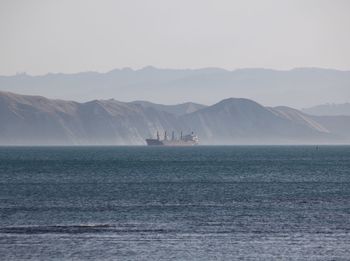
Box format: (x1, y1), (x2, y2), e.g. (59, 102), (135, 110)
(0, 91), (349, 145)
(302, 103), (350, 116)
(130, 100), (206, 116)
(181, 98), (338, 144)
(0, 91), (179, 145)
(1, 67), (349, 107)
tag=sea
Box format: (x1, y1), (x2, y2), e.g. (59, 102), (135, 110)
(0, 146), (350, 260)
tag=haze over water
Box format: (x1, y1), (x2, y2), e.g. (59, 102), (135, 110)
(1, 146), (350, 260)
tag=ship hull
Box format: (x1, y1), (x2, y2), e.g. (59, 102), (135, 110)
(146, 139), (197, 146)
(146, 132), (199, 146)
(162, 140), (197, 146)
(145, 139), (164, 146)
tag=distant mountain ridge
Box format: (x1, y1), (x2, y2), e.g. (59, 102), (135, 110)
(0, 91), (349, 145)
(302, 103), (350, 116)
(1, 67), (349, 108)
(130, 100), (206, 116)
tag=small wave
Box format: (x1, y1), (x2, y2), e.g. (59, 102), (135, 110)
(0, 224), (113, 234)
(0, 225), (176, 234)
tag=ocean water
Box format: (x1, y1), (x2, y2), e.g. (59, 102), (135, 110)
(0, 146), (350, 260)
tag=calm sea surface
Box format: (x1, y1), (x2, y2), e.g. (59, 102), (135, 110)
(0, 146), (350, 260)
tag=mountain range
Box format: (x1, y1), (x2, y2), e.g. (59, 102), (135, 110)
(1, 91), (349, 145)
(1, 67), (349, 108)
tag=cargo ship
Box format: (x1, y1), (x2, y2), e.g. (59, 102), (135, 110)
(146, 131), (199, 146)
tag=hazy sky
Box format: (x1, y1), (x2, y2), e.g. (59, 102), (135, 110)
(1, 0), (350, 75)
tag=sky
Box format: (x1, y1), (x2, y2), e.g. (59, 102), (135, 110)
(1, 0), (350, 75)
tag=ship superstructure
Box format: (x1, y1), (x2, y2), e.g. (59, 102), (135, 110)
(146, 131), (199, 146)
